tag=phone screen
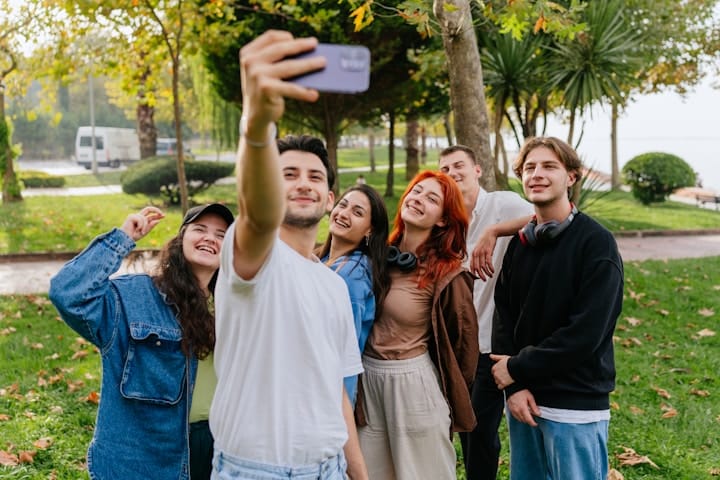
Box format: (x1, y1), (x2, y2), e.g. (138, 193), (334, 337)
(289, 44), (371, 94)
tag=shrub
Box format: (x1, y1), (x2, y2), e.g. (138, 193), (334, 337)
(18, 170), (66, 188)
(622, 152), (696, 205)
(121, 156), (234, 205)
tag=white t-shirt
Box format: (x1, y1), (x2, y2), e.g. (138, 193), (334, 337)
(465, 188), (534, 353)
(210, 224), (363, 466)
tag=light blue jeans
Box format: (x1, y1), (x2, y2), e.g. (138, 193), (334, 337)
(211, 449), (347, 480)
(507, 413), (609, 480)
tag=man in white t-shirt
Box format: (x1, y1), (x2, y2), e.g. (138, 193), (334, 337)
(439, 145), (532, 480)
(209, 31), (368, 480)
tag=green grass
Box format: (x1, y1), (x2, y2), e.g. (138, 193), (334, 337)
(4, 164), (720, 256)
(1, 257), (718, 479)
(61, 171), (125, 188)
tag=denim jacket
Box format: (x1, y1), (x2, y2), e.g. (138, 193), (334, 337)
(49, 228), (197, 480)
(321, 250), (375, 405)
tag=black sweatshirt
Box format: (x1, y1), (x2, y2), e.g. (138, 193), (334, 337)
(492, 212), (624, 411)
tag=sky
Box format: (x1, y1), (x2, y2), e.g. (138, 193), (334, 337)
(540, 78), (720, 192)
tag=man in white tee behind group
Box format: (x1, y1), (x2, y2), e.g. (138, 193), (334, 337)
(209, 30), (368, 480)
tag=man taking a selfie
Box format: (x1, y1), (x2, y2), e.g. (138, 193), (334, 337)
(209, 31), (368, 480)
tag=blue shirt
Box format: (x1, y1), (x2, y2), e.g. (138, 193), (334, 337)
(49, 228), (197, 480)
(322, 251), (375, 405)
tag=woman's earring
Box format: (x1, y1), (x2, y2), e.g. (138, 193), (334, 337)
(364, 235), (370, 246)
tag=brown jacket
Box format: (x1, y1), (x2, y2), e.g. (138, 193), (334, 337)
(355, 267), (479, 433)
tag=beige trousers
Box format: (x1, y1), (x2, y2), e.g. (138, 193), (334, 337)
(358, 353), (456, 480)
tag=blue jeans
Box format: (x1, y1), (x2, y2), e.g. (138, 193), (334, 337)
(211, 449), (347, 480)
(507, 413), (609, 480)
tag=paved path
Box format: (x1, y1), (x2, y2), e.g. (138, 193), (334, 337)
(3, 235), (720, 295)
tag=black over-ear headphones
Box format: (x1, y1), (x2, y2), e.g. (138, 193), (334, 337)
(519, 204), (578, 247)
(387, 246), (418, 272)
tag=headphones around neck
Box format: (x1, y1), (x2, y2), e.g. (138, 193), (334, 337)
(387, 246), (418, 272)
(519, 204), (578, 247)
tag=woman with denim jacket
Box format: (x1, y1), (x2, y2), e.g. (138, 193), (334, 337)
(316, 184), (390, 406)
(49, 203), (233, 480)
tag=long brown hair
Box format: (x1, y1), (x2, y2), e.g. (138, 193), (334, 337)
(389, 171), (468, 289)
(153, 226), (215, 360)
(317, 184), (391, 315)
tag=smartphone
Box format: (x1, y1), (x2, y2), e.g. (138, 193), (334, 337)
(289, 43), (371, 94)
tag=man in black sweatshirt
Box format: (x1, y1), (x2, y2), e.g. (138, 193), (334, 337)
(491, 137), (623, 480)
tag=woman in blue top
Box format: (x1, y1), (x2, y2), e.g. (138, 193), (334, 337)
(49, 203), (233, 480)
(317, 184), (390, 405)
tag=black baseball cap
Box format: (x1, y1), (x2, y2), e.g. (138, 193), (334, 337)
(181, 203), (234, 228)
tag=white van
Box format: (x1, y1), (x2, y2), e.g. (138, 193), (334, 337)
(75, 126), (141, 169)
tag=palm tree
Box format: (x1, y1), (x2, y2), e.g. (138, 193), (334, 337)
(545, 0), (643, 146)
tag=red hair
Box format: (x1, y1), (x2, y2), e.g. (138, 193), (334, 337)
(389, 171), (469, 289)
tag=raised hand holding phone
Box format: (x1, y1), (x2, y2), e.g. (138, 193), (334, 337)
(289, 43), (371, 94)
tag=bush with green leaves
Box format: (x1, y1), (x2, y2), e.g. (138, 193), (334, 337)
(622, 152), (696, 205)
(121, 156), (234, 205)
(19, 170), (66, 188)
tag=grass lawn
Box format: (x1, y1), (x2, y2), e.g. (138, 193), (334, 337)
(1, 257), (718, 479)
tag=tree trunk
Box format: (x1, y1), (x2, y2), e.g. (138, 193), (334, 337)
(567, 108), (576, 146)
(405, 114), (419, 180)
(420, 124), (427, 165)
(136, 61), (157, 159)
(368, 129), (376, 172)
(385, 111), (395, 198)
(443, 111), (453, 146)
(610, 102), (620, 190)
(0, 88), (22, 203)
(172, 57), (189, 213)
(325, 126), (339, 194)
(434, 0), (496, 191)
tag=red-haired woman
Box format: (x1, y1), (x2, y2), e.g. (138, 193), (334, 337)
(356, 171), (479, 479)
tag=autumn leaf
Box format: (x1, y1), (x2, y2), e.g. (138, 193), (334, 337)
(697, 328), (716, 337)
(607, 468), (625, 480)
(698, 308), (715, 317)
(610, 401), (620, 410)
(630, 406), (645, 415)
(33, 437), (53, 449)
(0, 450), (19, 466)
(652, 386), (671, 399)
(71, 350), (88, 360)
(709, 467), (720, 475)
(18, 450), (36, 463)
(625, 317), (642, 327)
(661, 407), (678, 419)
(690, 389), (710, 397)
(656, 309), (669, 316)
(616, 446), (659, 468)
(85, 391), (100, 404)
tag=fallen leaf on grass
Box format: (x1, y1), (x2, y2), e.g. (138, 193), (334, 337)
(712, 285), (720, 290)
(697, 328), (716, 337)
(0, 450), (19, 466)
(33, 437), (53, 449)
(630, 406), (645, 415)
(652, 386), (671, 399)
(656, 309), (669, 316)
(610, 401), (620, 410)
(71, 350), (88, 360)
(607, 468), (625, 480)
(625, 317), (642, 327)
(660, 403), (678, 419)
(616, 446), (659, 468)
(698, 308), (715, 317)
(690, 389), (710, 397)
(0, 327), (16, 335)
(18, 450), (35, 463)
(709, 467), (720, 475)
(85, 391), (100, 404)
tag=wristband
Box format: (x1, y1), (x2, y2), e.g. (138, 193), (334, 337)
(239, 116), (277, 148)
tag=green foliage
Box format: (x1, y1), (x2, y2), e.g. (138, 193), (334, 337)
(120, 156), (234, 205)
(622, 152), (696, 205)
(18, 170), (66, 188)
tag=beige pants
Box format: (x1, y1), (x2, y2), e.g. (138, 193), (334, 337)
(358, 353), (456, 480)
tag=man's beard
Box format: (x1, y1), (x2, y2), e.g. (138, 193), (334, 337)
(283, 210), (325, 229)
